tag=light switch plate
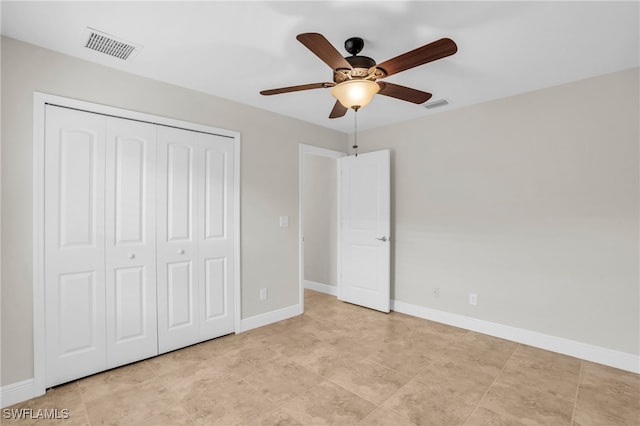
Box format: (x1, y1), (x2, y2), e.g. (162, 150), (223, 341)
(279, 216), (289, 227)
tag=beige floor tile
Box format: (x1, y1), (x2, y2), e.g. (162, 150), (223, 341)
(3, 382), (89, 426)
(294, 344), (361, 376)
(145, 343), (213, 376)
(477, 382), (574, 426)
(243, 358), (324, 403)
(84, 379), (192, 425)
(159, 363), (242, 401)
(203, 342), (283, 381)
(573, 361), (640, 425)
(238, 407), (305, 426)
(320, 357), (412, 405)
(220, 340), (281, 367)
(365, 339), (441, 376)
(464, 406), (527, 426)
(267, 328), (324, 359)
(198, 331), (257, 357)
(78, 361), (157, 403)
(414, 358), (497, 404)
(180, 379), (277, 425)
(444, 333), (517, 377)
(280, 380), (376, 425)
(496, 345), (581, 401)
(382, 377), (477, 425)
(357, 406), (416, 426)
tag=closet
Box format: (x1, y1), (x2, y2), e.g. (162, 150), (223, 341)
(43, 105), (236, 387)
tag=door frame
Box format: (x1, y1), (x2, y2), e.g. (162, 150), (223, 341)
(298, 144), (346, 311)
(32, 92), (241, 397)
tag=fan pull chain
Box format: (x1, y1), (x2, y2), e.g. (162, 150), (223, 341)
(353, 108), (358, 157)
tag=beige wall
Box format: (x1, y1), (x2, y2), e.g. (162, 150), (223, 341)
(0, 36), (348, 386)
(303, 154), (337, 286)
(354, 68), (639, 355)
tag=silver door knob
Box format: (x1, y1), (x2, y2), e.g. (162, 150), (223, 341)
(177, 249), (185, 254)
(376, 236), (388, 242)
(128, 253), (135, 259)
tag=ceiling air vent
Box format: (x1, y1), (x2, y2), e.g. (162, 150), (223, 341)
(424, 98), (449, 110)
(84, 28), (141, 61)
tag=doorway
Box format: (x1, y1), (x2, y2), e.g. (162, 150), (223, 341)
(298, 145), (345, 309)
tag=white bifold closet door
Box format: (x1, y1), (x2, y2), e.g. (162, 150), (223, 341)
(44, 106), (108, 387)
(156, 126), (235, 354)
(44, 106), (157, 386)
(44, 105), (235, 386)
(104, 117), (158, 367)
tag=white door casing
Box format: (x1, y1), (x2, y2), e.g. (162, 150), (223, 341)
(44, 106), (108, 386)
(105, 117), (158, 367)
(338, 150), (391, 312)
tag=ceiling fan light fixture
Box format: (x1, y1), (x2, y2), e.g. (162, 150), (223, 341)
(331, 79), (380, 110)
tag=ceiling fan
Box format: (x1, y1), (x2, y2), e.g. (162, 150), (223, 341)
(260, 33), (458, 119)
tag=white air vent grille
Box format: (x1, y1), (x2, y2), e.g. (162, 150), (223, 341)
(85, 28), (140, 60)
(424, 98), (450, 109)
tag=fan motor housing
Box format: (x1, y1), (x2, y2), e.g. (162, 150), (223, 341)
(345, 55), (375, 69)
(334, 56), (385, 83)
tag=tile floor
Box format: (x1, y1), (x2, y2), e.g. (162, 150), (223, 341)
(5, 289), (639, 425)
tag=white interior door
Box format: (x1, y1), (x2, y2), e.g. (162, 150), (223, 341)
(338, 150), (391, 312)
(156, 126), (200, 353)
(105, 117), (158, 367)
(44, 106), (107, 386)
(198, 134), (235, 339)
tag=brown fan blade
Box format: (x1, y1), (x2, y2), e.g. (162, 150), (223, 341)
(297, 33), (353, 70)
(376, 38), (457, 77)
(329, 100), (348, 119)
(260, 82), (334, 96)
(378, 82), (432, 104)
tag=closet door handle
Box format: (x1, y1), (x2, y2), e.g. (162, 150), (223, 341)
(376, 236), (388, 242)
(128, 253), (136, 259)
(177, 249), (185, 255)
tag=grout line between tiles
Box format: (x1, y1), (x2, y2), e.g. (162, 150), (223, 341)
(73, 380), (93, 426)
(569, 360), (584, 426)
(462, 341), (520, 425)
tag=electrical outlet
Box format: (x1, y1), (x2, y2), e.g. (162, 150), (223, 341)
(259, 288), (268, 301)
(432, 287), (440, 297)
(468, 293), (478, 306)
(279, 216), (289, 227)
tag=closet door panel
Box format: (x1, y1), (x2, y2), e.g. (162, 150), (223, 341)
(199, 135), (235, 339)
(157, 126), (200, 353)
(44, 106), (107, 387)
(105, 118), (158, 367)
(166, 260), (195, 327)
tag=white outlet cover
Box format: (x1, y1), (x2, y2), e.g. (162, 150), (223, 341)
(279, 216), (289, 227)
(469, 293), (478, 306)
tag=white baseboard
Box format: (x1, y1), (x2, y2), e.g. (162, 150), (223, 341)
(391, 299), (640, 374)
(303, 280), (337, 296)
(239, 303), (302, 333)
(1, 379), (34, 409)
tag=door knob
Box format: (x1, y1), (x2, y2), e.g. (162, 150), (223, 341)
(177, 249), (185, 254)
(128, 253), (135, 259)
(376, 236), (388, 242)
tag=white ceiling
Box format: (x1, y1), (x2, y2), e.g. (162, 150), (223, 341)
(2, 1), (638, 133)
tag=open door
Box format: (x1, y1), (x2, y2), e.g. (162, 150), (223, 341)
(338, 150), (390, 312)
